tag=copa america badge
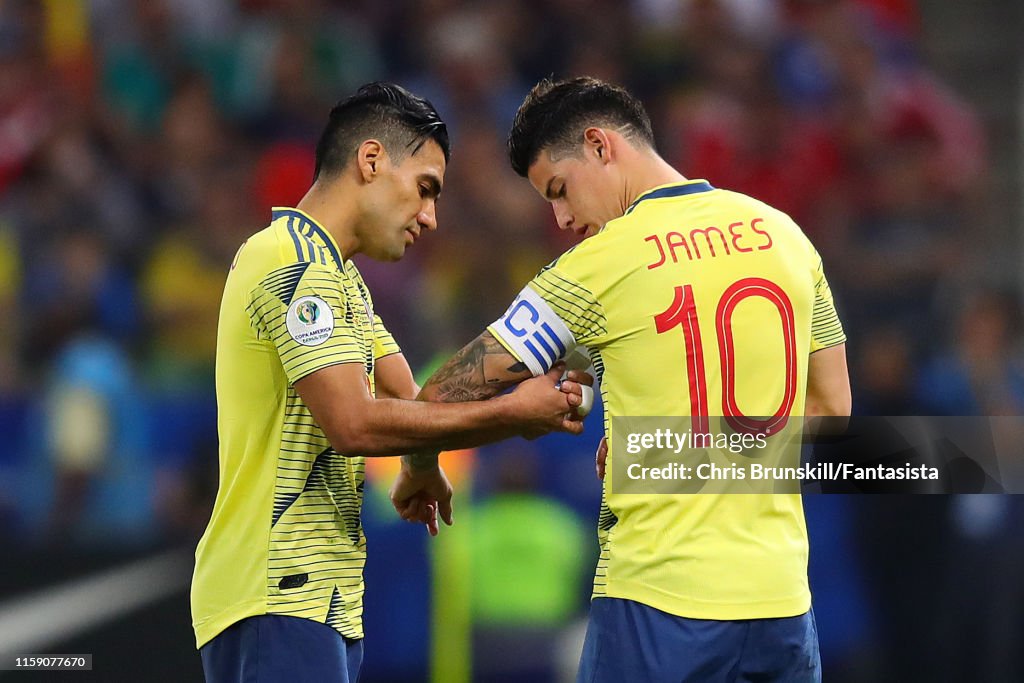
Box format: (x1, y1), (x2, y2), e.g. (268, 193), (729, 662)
(286, 296), (335, 346)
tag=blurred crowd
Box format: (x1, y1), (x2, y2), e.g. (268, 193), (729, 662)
(0, 0), (1021, 679)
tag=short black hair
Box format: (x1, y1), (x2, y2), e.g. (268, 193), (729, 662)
(507, 77), (655, 177)
(314, 82), (449, 181)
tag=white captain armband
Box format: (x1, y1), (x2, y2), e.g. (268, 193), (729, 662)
(490, 286), (576, 376)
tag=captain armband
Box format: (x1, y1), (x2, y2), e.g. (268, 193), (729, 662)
(490, 286), (577, 376)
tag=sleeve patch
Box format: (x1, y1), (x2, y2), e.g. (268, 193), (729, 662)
(286, 296), (336, 346)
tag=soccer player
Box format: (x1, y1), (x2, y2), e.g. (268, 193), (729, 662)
(191, 83), (591, 683)
(393, 77), (851, 682)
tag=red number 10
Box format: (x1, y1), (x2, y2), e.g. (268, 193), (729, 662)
(654, 277), (797, 436)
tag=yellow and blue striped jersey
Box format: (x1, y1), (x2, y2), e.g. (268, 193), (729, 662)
(191, 207), (399, 648)
(489, 180), (845, 620)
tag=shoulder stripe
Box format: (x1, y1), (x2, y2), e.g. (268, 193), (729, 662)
(274, 208), (345, 270)
(305, 234), (316, 263)
(288, 215), (322, 264)
(261, 261), (310, 306)
(286, 216), (305, 261)
(299, 219), (322, 265)
(305, 219), (344, 270)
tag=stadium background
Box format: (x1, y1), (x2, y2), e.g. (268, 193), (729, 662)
(0, 0), (1022, 681)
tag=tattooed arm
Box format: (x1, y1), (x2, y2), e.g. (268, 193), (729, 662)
(401, 331), (532, 471)
(403, 331), (596, 470)
(390, 332), (592, 531)
(422, 332), (532, 401)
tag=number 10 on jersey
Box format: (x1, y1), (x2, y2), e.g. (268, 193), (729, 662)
(654, 277), (797, 438)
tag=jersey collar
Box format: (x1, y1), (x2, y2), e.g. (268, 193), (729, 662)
(624, 179), (715, 215)
(272, 207), (345, 270)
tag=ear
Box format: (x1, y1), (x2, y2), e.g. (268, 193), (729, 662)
(583, 127), (614, 165)
(357, 140), (386, 183)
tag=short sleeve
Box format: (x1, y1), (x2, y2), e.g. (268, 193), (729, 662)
(247, 261), (365, 384)
(528, 266), (607, 345)
(809, 257), (846, 353)
(487, 264), (607, 376)
(373, 314), (401, 359)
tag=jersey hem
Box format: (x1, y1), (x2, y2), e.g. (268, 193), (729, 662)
(193, 598), (268, 649)
(809, 337), (847, 354)
(595, 579), (811, 621)
(194, 601), (366, 649)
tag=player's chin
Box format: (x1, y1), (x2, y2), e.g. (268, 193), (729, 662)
(382, 242), (408, 261)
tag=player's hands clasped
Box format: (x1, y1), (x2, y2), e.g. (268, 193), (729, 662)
(389, 463), (454, 536)
(509, 363), (594, 439)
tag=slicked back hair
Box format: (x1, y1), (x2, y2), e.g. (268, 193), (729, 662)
(507, 77), (655, 177)
(314, 82), (449, 181)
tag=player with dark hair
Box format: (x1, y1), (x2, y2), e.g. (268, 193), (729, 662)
(313, 82), (451, 182)
(191, 82), (590, 683)
(393, 76), (850, 682)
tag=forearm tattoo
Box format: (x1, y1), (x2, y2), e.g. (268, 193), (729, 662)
(403, 333), (529, 471)
(424, 333), (527, 402)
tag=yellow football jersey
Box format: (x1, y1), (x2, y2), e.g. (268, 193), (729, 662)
(489, 180), (845, 620)
(191, 207), (399, 648)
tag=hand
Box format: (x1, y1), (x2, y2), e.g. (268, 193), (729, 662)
(596, 436), (607, 480)
(389, 464), (454, 536)
(508, 363), (587, 438)
(565, 368), (595, 388)
(563, 368), (595, 422)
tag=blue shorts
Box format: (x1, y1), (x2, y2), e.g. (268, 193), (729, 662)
(200, 615), (363, 683)
(577, 598), (820, 683)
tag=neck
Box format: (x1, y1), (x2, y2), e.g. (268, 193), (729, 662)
(295, 180), (360, 260)
(621, 151), (688, 214)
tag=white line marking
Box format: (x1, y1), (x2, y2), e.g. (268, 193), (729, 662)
(0, 550), (192, 657)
